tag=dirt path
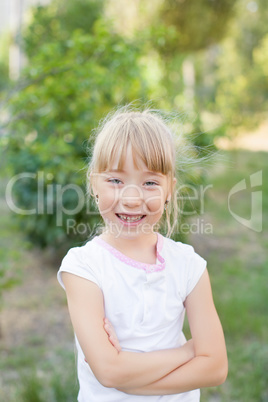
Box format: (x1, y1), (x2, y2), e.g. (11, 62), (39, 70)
(0, 249), (73, 351)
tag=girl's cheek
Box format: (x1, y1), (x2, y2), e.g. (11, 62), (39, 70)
(99, 192), (119, 214)
(144, 186), (167, 213)
(145, 197), (164, 215)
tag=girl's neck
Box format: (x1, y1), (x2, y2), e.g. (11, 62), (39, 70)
(99, 231), (158, 265)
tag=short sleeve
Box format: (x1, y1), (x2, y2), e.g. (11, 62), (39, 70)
(185, 248), (207, 297)
(57, 246), (101, 290)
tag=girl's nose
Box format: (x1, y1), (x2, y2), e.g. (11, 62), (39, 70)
(120, 185), (143, 208)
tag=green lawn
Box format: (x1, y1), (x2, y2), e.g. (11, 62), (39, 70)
(190, 150), (268, 401)
(0, 149), (267, 401)
(0, 168), (78, 400)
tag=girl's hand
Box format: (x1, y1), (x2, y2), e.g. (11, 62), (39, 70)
(103, 318), (122, 353)
(85, 318), (122, 363)
(183, 339), (195, 361)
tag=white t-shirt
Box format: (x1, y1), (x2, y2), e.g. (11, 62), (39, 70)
(57, 233), (207, 402)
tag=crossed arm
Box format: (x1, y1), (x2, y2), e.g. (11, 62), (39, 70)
(62, 269), (228, 395)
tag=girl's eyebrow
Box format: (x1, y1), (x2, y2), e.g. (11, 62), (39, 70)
(107, 168), (164, 177)
(144, 171), (164, 177)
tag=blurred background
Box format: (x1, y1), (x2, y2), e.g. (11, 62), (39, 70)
(0, 0), (267, 400)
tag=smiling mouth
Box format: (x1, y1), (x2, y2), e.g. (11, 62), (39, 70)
(116, 214), (145, 223)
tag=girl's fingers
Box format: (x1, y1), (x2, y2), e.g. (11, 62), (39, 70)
(103, 318), (122, 352)
(109, 335), (116, 346)
(109, 336), (122, 352)
(85, 320), (121, 364)
(103, 318), (111, 332)
(104, 318), (115, 337)
(104, 322), (113, 337)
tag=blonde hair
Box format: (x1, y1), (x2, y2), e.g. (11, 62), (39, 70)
(87, 105), (197, 237)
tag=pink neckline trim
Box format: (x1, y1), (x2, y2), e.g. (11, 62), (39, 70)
(93, 233), (165, 274)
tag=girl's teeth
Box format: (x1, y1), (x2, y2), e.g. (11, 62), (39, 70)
(118, 214), (143, 222)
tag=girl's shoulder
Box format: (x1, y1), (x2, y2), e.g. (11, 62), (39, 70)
(57, 237), (104, 290)
(160, 235), (207, 298)
(161, 235), (200, 256)
(65, 235), (106, 257)
(160, 234), (207, 271)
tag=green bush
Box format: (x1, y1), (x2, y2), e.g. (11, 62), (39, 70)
(6, 20), (147, 251)
(4, 0), (217, 253)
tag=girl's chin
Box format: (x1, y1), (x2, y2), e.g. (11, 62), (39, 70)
(104, 219), (155, 238)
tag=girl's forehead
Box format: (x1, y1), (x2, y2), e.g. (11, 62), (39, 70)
(110, 144), (146, 171)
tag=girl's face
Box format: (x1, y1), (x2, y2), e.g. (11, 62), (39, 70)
(92, 144), (173, 240)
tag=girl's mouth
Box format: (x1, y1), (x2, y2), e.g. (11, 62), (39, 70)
(116, 214), (145, 223)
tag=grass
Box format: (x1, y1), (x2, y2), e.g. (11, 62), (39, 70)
(0, 343), (78, 401)
(193, 150), (268, 401)
(0, 149), (267, 401)
(0, 160), (79, 401)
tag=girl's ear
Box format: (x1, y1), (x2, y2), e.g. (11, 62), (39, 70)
(89, 172), (98, 197)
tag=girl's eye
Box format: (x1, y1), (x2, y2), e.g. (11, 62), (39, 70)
(108, 178), (122, 184)
(144, 181), (158, 187)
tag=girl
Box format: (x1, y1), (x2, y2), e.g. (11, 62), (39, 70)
(57, 107), (228, 401)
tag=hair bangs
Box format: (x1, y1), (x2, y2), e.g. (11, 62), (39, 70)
(91, 120), (128, 172)
(127, 117), (175, 176)
(92, 116), (173, 175)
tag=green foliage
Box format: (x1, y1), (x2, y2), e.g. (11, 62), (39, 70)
(49, 370), (78, 402)
(0, 31), (10, 91)
(16, 366), (78, 402)
(199, 150), (268, 401)
(0, 62), (9, 91)
(18, 371), (44, 402)
(2, 348), (78, 402)
(145, 0), (268, 136)
(0, 248), (20, 301)
(0, 171), (22, 306)
(23, 0), (104, 57)
(152, 0), (238, 55)
(7, 0), (267, 251)
(209, 0), (268, 134)
(227, 341), (268, 401)
(7, 13), (147, 249)
(6, 0), (217, 251)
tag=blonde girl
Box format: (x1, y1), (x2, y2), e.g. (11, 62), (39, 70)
(57, 107), (228, 401)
